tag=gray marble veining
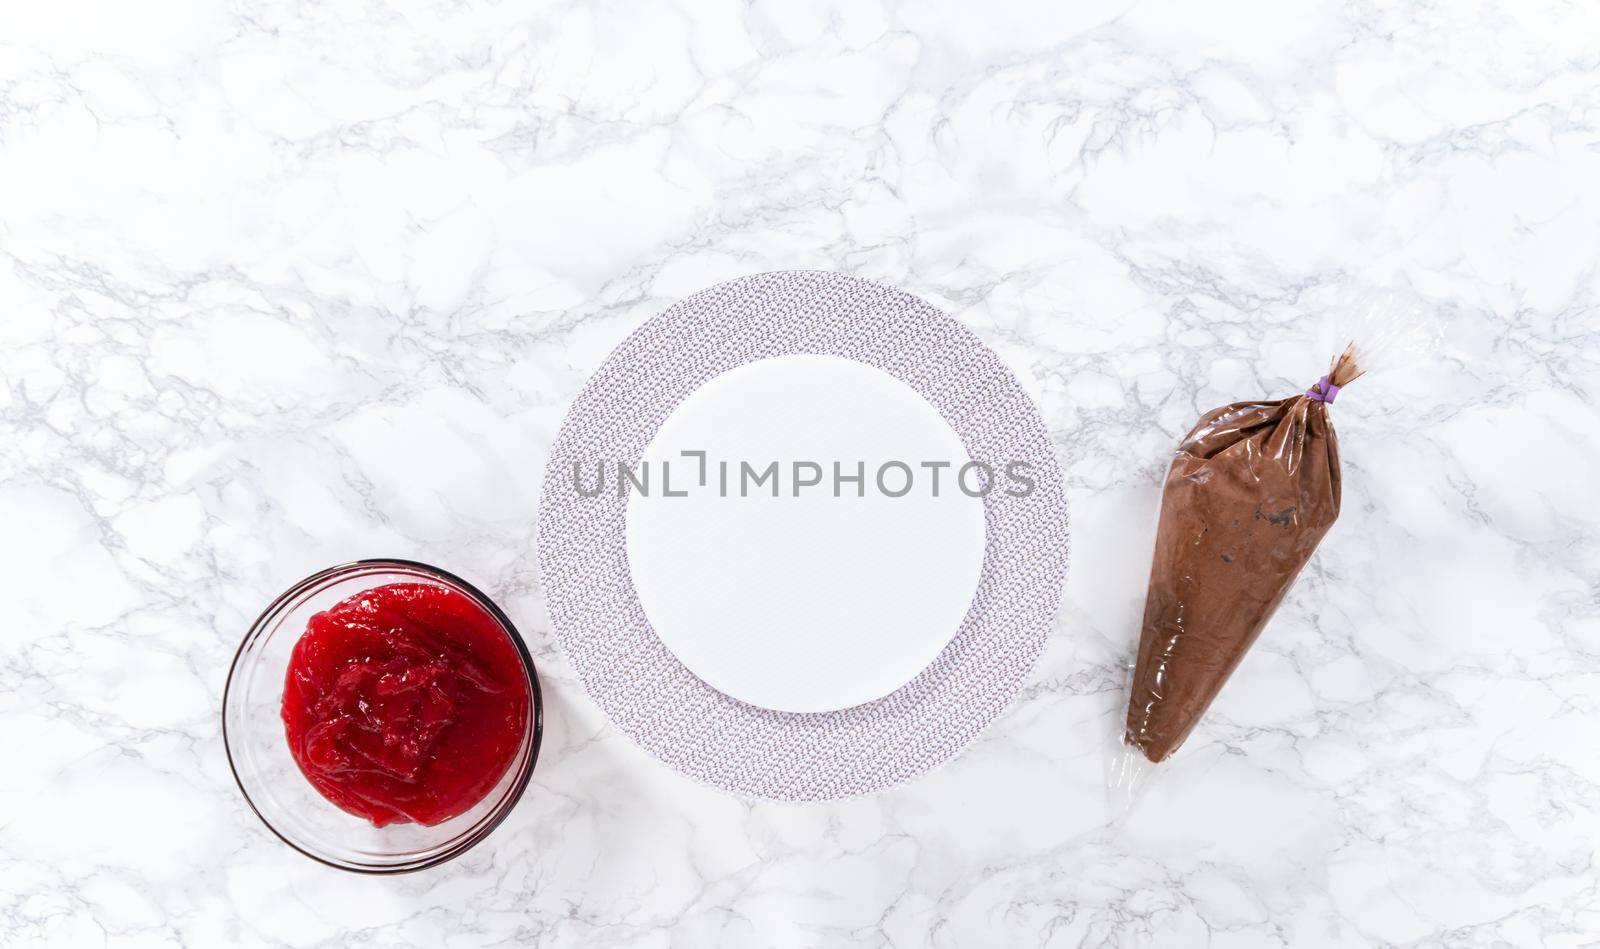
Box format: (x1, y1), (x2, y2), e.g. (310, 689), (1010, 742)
(3, 0), (1598, 945)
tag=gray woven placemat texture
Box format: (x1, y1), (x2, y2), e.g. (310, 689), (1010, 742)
(537, 271), (1071, 801)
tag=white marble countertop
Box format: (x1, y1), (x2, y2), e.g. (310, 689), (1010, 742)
(5, 1), (1599, 945)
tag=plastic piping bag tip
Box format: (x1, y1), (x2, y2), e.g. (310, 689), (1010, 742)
(1106, 744), (1155, 823)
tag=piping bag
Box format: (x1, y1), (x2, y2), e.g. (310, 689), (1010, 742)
(1113, 343), (1364, 792)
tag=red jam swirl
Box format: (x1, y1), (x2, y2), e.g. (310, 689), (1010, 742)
(281, 582), (530, 827)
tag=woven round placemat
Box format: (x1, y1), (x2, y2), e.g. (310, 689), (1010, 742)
(537, 271), (1070, 801)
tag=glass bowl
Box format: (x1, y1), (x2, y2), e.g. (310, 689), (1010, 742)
(223, 559), (542, 873)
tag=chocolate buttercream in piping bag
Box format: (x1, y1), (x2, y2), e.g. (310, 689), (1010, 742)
(1125, 344), (1359, 762)
(1110, 298), (1442, 810)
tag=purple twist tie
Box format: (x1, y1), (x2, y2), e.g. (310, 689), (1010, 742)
(1306, 375), (1339, 403)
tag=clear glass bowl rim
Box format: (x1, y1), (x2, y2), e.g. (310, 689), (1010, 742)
(221, 557), (544, 874)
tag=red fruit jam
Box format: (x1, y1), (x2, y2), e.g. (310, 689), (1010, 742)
(281, 582), (530, 827)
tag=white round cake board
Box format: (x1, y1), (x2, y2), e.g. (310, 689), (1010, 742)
(625, 354), (986, 713)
